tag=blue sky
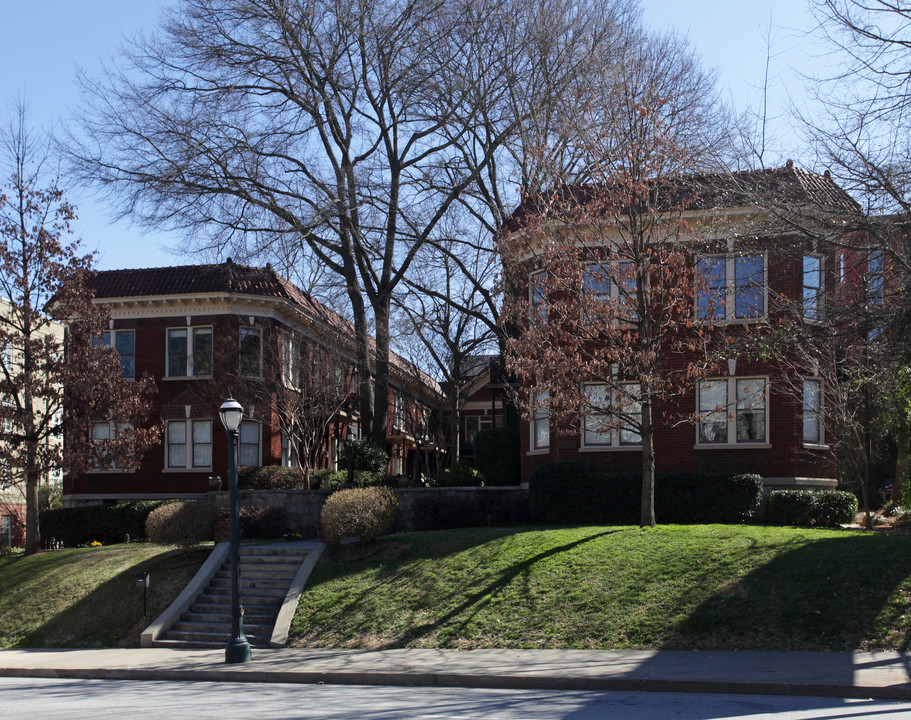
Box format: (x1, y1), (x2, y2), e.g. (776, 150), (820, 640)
(0, 0), (828, 271)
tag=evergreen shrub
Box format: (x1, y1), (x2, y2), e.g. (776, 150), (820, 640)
(40, 500), (169, 547)
(320, 486), (398, 543)
(145, 501), (214, 554)
(472, 427), (520, 485)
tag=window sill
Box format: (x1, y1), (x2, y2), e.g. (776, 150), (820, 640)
(526, 449), (550, 456)
(163, 467), (213, 473)
(803, 443), (830, 451)
(87, 469), (135, 474)
(694, 443), (772, 450)
(579, 445), (641, 452)
(163, 375), (213, 381)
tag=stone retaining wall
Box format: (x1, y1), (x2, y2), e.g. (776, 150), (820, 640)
(206, 485), (529, 538)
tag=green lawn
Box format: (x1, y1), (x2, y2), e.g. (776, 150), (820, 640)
(0, 544), (208, 648)
(290, 524), (911, 651)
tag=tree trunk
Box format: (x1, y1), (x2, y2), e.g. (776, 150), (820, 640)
(640, 397), (656, 528)
(24, 448), (41, 555)
(371, 300), (391, 450)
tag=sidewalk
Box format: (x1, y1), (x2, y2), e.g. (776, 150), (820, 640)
(1, 647), (910, 699)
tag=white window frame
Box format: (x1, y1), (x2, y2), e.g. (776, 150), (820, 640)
(802, 255), (823, 322)
(529, 269), (547, 322)
(101, 329), (136, 378)
(89, 421), (134, 473)
(868, 249), (884, 305)
(580, 382), (641, 449)
(165, 419), (213, 471)
(803, 378), (825, 446)
(0, 514), (11, 547)
(696, 377), (769, 447)
(239, 326), (263, 378)
(697, 254), (768, 322)
(465, 415), (493, 448)
(281, 430), (299, 468)
(530, 390), (550, 452)
(239, 420), (261, 467)
(392, 392), (406, 432)
(582, 262), (636, 325)
(282, 335), (300, 386)
(166, 326), (213, 378)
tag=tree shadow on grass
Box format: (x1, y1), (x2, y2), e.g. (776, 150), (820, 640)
(12, 548), (207, 648)
(662, 531), (911, 652)
(384, 527), (628, 648)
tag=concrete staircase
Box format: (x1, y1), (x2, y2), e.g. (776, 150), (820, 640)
(153, 544), (313, 649)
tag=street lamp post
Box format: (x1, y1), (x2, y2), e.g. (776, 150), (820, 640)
(219, 397), (252, 664)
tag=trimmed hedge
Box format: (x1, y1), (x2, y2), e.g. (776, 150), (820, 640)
(40, 501), (169, 547)
(238, 465), (308, 490)
(528, 461), (763, 525)
(766, 490), (858, 527)
(472, 427), (520, 485)
(217, 505), (294, 539)
(438, 460), (484, 487)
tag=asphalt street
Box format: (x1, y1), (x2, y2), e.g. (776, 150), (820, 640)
(1, 677), (911, 720)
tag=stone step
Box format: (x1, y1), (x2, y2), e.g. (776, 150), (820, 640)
(215, 568), (299, 582)
(171, 620), (274, 635)
(201, 587), (286, 602)
(210, 577), (292, 591)
(160, 629), (271, 647)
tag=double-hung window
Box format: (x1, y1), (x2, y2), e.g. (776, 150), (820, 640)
(531, 390), (549, 451)
(98, 330), (136, 378)
(465, 415), (493, 449)
(803, 379), (823, 445)
(802, 256), (823, 321)
(282, 335), (300, 386)
(529, 270), (547, 322)
(581, 382), (641, 448)
(0, 515), (10, 547)
(697, 377), (767, 445)
(697, 254), (766, 321)
(581, 262), (636, 324)
(868, 249), (884, 305)
(166, 419), (212, 469)
(90, 421), (133, 471)
(239, 420), (261, 466)
(239, 327), (262, 377)
(167, 327), (212, 378)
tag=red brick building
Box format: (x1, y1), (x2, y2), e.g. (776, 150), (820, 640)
(63, 260), (440, 506)
(508, 164), (857, 491)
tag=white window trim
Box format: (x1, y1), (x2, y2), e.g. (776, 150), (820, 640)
(582, 262), (636, 325)
(802, 254), (824, 323)
(697, 253), (768, 323)
(239, 420), (262, 467)
(695, 376), (770, 448)
(239, 326), (263, 378)
(868, 249), (885, 306)
(529, 390), (550, 453)
(580, 382), (642, 450)
(164, 418), (213, 471)
(101, 329), (136, 379)
(88, 421), (135, 473)
(165, 326), (213, 379)
(529, 269), (547, 322)
(802, 377), (827, 448)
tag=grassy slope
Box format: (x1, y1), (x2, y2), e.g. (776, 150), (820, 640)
(0, 544), (208, 648)
(290, 525), (911, 651)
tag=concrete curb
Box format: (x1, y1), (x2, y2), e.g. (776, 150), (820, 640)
(269, 542), (325, 648)
(1, 648), (910, 700)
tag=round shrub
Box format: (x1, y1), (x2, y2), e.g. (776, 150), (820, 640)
(766, 490), (816, 526)
(145, 501), (214, 554)
(320, 486), (398, 543)
(814, 490), (858, 527)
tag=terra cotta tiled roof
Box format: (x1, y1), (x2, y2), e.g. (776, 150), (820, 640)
(504, 161), (861, 233)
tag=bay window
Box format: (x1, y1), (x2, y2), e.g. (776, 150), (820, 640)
(697, 377), (768, 445)
(167, 327), (213, 378)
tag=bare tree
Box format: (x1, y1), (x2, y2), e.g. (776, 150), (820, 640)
(68, 0), (636, 449)
(0, 109), (158, 553)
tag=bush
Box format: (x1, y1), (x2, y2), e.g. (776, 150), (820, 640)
(41, 501), (169, 547)
(341, 438), (389, 474)
(814, 490), (859, 527)
(766, 489), (858, 527)
(472, 427), (520, 485)
(439, 460), (483, 487)
(320, 486), (398, 543)
(238, 465), (308, 490)
(145, 501), (214, 554)
(529, 462), (762, 525)
(217, 505), (294, 539)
